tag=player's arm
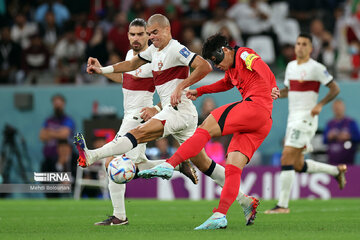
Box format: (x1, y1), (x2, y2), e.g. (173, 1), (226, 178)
(171, 55), (212, 106)
(279, 87), (289, 98)
(87, 57), (123, 83)
(311, 81), (340, 116)
(87, 55), (147, 75)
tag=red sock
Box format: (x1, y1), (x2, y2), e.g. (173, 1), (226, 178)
(166, 128), (211, 167)
(214, 164), (242, 215)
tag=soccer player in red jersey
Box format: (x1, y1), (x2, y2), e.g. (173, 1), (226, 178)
(139, 34), (279, 229)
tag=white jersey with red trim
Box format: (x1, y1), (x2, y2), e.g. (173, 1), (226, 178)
(122, 49), (155, 116)
(138, 39), (198, 116)
(284, 58), (333, 122)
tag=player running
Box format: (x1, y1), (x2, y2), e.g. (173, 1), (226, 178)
(139, 33), (279, 230)
(75, 14), (259, 226)
(264, 33), (345, 214)
(83, 18), (197, 226)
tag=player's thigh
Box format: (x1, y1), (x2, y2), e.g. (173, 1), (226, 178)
(129, 118), (164, 143)
(211, 101), (270, 136)
(154, 106), (198, 144)
(190, 148), (212, 172)
(117, 117), (143, 136)
(227, 117), (272, 162)
(198, 114), (221, 137)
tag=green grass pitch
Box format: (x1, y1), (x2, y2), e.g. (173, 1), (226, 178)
(0, 198), (359, 240)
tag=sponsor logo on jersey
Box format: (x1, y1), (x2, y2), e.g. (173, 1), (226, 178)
(180, 47), (190, 58)
(135, 68), (142, 77)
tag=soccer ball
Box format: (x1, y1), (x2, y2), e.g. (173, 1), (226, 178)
(108, 155), (136, 184)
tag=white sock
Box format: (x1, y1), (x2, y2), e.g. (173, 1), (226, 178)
(209, 163), (249, 207)
(277, 169), (295, 208)
(108, 175), (126, 220)
(305, 159), (339, 176)
(137, 160), (180, 171)
(212, 212), (225, 218)
(88, 136), (134, 165)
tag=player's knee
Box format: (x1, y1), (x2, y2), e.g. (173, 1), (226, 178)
(280, 150), (293, 165)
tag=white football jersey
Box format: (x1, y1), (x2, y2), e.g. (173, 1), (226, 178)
(284, 58), (333, 122)
(122, 49), (155, 115)
(138, 39), (198, 116)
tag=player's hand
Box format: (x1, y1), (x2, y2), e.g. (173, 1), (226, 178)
(186, 89), (198, 101)
(171, 87), (182, 107)
(271, 87), (280, 100)
(87, 57), (101, 68)
(87, 65), (102, 74)
(311, 104), (322, 116)
(140, 107), (158, 122)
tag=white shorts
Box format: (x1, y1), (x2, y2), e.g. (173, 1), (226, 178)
(152, 105), (198, 144)
(116, 112), (148, 164)
(284, 116), (318, 153)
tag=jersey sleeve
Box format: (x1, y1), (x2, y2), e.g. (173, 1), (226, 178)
(138, 44), (155, 63)
(174, 43), (197, 66)
(284, 63), (290, 88)
(315, 62), (333, 85)
(239, 49), (259, 71)
(196, 72), (233, 97)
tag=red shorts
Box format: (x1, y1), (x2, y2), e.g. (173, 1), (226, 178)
(211, 98), (272, 160)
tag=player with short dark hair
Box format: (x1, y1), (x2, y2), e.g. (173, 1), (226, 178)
(139, 33), (279, 230)
(264, 33), (344, 214)
(85, 18), (197, 226)
(76, 16), (260, 226)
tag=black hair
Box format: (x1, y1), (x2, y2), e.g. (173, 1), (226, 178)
(202, 33), (231, 64)
(298, 32), (313, 44)
(52, 94), (66, 103)
(129, 18), (147, 28)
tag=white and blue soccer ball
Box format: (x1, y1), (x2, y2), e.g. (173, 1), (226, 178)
(108, 155), (136, 184)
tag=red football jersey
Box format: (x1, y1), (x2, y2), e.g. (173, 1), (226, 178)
(197, 47), (277, 114)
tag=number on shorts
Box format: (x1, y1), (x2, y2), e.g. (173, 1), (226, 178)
(290, 129), (300, 140)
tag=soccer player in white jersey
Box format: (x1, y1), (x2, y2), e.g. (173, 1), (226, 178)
(76, 14), (260, 225)
(265, 33), (346, 214)
(84, 19), (197, 226)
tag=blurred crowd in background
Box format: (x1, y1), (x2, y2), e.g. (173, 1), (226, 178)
(1, 0), (360, 85)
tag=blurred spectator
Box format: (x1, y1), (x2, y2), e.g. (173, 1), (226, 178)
(165, 0), (182, 40)
(275, 43), (295, 74)
(107, 12), (129, 60)
(86, 25), (109, 66)
(41, 139), (77, 198)
(202, 2), (241, 44)
(147, 138), (177, 160)
(39, 94), (75, 162)
(0, 26), (21, 84)
(35, 0), (70, 27)
(127, 0), (150, 21)
(181, 27), (202, 55)
(74, 12), (94, 44)
(199, 97), (216, 123)
(324, 99), (360, 165)
(11, 12), (38, 49)
(219, 25), (242, 47)
(21, 33), (51, 84)
(182, 0), (210, 37)
(198, 97), (227, 165)
(227, 0), (271, 37)
(54, 21), (86, 83)
(38, 11), (62, 54)
(288, 0), (319, 32)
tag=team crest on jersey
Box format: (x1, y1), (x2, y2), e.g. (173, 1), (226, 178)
(135, 68), (142, 76)
(180, 47), (190, 58)
(158, 60), (164, 70)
